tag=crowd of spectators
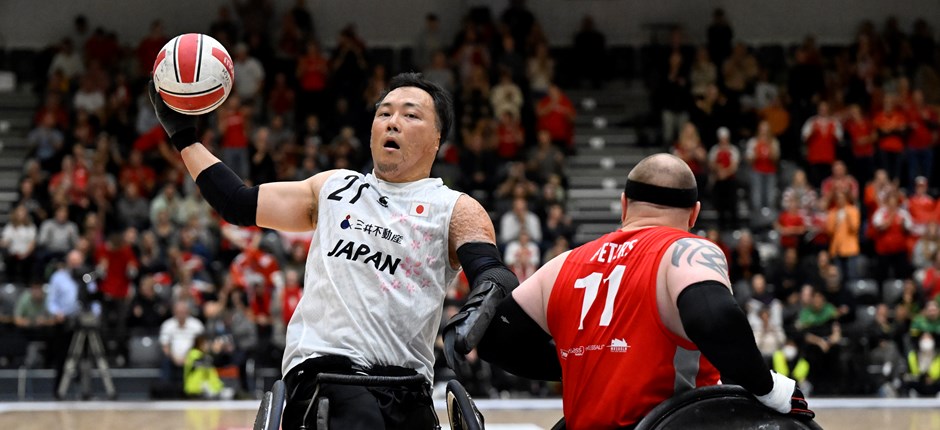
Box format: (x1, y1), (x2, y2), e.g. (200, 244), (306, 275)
(0, 0), (581, 399)
(0, 1), (939, 401)
(652, 9), (940, 398)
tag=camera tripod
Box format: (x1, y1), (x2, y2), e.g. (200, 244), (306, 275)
(56, 313), (116, 399)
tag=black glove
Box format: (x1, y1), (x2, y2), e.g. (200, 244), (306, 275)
(147, 80), (198, 151)
(789, 386), (815, 421)
(443, 281), (508, 370)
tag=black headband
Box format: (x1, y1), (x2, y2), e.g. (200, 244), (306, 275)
(624, 179), (698, 208)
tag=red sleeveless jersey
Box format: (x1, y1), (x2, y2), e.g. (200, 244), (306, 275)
(547, 227), (720, 429)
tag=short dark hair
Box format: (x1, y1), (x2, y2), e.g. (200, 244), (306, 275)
(377, 72), (453, 144)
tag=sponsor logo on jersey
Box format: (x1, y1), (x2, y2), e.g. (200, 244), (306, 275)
(610, 338), (630, 353)
(339, 215), (404, 245)
(410, 202), (429, 217)
(326, 239), (402, 275)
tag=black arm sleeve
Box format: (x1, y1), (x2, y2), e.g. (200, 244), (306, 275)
(477, 294), (562, 381)
(195, 162), (259, 226)
(676, 280), (773, 395)
(457, 242), (519, 293)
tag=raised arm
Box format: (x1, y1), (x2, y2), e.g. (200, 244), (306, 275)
(149, 83), (334, 232)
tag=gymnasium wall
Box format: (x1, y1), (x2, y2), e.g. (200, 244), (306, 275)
(0, 0), (936, 49)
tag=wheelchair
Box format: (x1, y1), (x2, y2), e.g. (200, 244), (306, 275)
(253, 374), (484, 430)
(551, 385), (824, 430)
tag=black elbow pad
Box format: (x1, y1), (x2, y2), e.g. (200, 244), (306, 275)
(195, 162), (259, 226)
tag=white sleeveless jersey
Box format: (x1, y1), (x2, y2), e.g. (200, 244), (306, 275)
(282, 170), (463, 381)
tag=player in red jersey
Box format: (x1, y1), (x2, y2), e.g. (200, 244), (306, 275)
(446, 154), (815, 429)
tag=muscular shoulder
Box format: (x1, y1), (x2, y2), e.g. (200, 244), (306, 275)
(448, 195), (496, 267)
(663, 238), (732, 303)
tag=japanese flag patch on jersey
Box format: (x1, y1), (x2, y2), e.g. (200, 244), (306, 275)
(410, 202), (430, 217)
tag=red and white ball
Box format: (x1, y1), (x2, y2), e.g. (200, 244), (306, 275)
(152, 33), (234, 115)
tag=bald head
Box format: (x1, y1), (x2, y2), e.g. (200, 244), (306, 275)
(627, 154), (697, 190)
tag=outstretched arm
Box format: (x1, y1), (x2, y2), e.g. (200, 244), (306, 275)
(149, 83), (333, 232)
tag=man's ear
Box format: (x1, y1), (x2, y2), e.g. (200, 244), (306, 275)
(621, 193), (628, 225)
(689, 201), (701, 229)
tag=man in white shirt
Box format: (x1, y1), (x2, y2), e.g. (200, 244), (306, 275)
(159, 300), (205, 382)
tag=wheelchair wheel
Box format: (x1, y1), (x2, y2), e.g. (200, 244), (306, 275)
(634, 385), (824, 430)
(446, 380), (484, 430)
(253, 379), (286, 430)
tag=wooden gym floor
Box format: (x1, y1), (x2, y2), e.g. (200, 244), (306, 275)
(1, 398), (939, 429)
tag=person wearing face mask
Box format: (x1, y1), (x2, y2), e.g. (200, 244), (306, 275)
(773, 340), (811, 395)
(903, 332), (940, 397)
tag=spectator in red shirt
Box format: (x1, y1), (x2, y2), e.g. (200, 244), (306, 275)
(776, 195), (807, 251)
(97, 231), (139, 361)
(871, 191), (913, 283)
(802, 101), (843, 187)
(48, 155), (89, 207)
(922, 251), (940, 301)
(536, 83), (576, 153)
(844, 104), (876, 185)
(821, 161), (860, 208)
(280, 269), (303, 326)
(745, 120), (780, 211)
(136, 20), (168, 79)
(119, 149), (156, 197)
(907, 90), (939, 186)
(296, 40), (330, 121)
(873, 93), (909, 181)
(495, 109), (525, 161)
(218, 96), (251, 178)
(863, 169), (894, 217)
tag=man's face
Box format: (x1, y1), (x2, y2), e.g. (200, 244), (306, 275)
(370, 87), (441, 182)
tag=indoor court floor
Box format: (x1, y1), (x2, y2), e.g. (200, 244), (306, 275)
(1, 398), (939, 430)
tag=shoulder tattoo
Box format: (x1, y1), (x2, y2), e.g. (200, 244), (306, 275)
(671, 238), (730, 283)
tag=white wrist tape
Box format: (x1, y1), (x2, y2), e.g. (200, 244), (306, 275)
(756, 371), (795, 414)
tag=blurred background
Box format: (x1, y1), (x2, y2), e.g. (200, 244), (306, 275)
(0, 0), (937, 404)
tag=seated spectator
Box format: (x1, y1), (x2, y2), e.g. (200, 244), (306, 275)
(826, 190), (861, 281)
(536, 84), (576, 153)
(721, 42), (759, 102)
(906, 176), (935, 237)
(499, 197), (542, 246)
(541, 203), (574, 251)
(183, 334), (226, 399)
(14, 282), (54, 333)
(776, 196), (807, 251)
(910, 300), (940, 341)
(490, 69), (523, 121)
(159, 300), (205, 383)
(527, 43), (554, 100)
(128, 274), (170, 335)
(119, 150), (156, 197)
(745, 273), (782, 326)
(495, 110), (525, 161)
(423, 51), (456, 95)
(36, 206), (80, 277)
(494, 162), (538, 212)
(797, 289), (843, 394)
(903, 332), (940, 397)
(27, 112), (66, 173)
(458, 130), (498, 206)
(543, 236), (570, 263)
(504, 231), (540, 282)
(770, 247), (804, 304)
(729, 230), (761, 284)
(753, 307), (786, 361)
(690, 46), (716, 99)
(526, 129), (565, 184)
(914, 223), (940, 271)
(821, 161), (860, 208)
(2, 205), (38, 285)
(115, 182), (150, 231)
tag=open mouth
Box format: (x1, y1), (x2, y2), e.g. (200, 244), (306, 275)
(384, 140), (400, 150)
